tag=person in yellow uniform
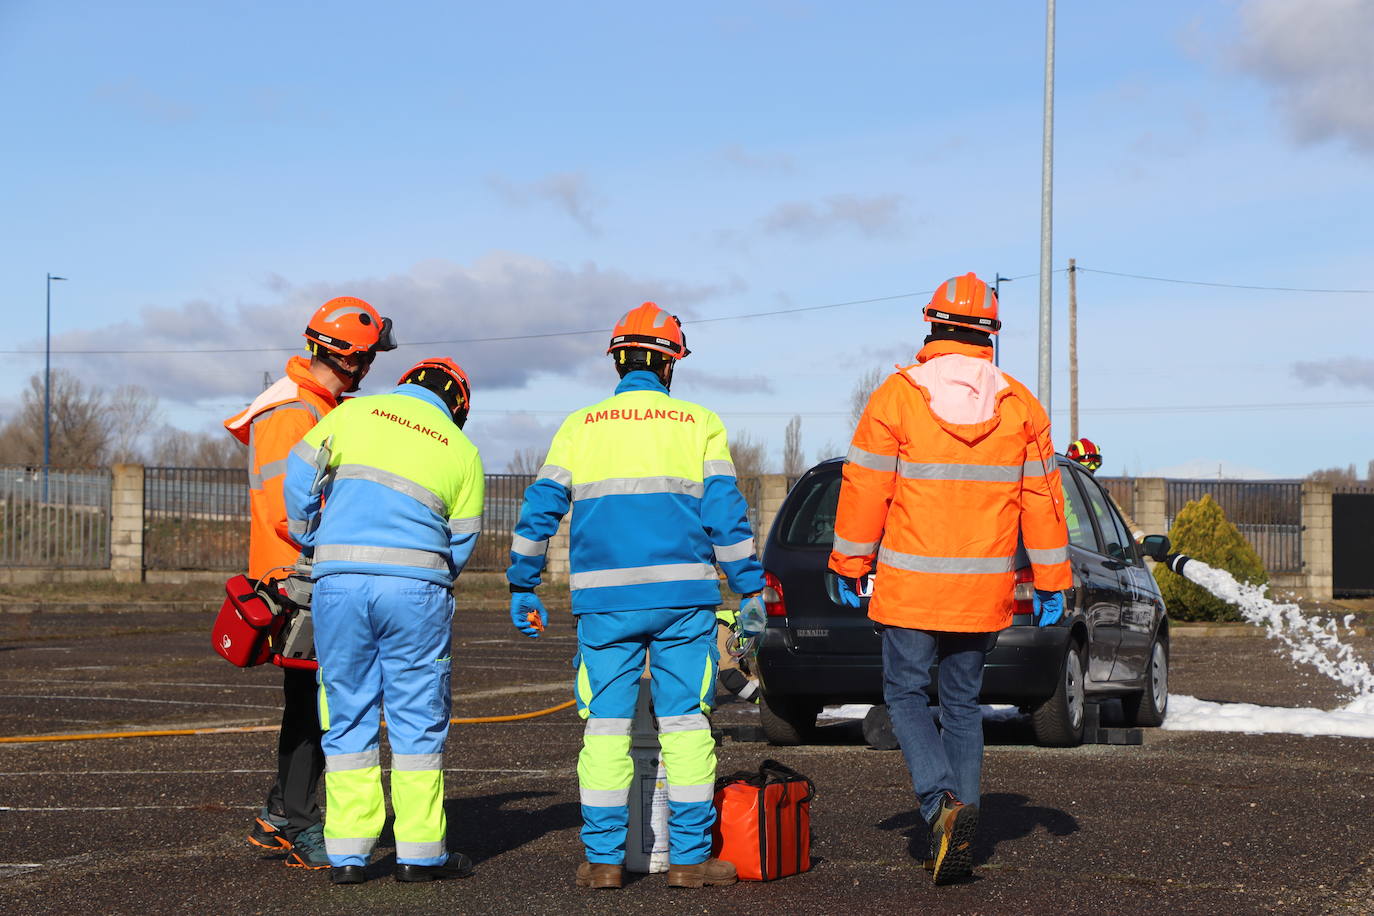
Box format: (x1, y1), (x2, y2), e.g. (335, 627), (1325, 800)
(506, 303), (765, 890)
(285, 357), (483, 885)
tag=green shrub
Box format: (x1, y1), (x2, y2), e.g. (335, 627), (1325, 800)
(1154, 494), (1269, 622)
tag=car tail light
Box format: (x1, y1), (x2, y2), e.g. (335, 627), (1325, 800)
(1013, 566), (1034, 615)
(763, 571), (786, 617)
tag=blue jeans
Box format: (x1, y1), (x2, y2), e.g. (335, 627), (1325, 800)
(881, 627), (994, 825)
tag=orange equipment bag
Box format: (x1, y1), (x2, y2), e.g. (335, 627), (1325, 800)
(711, 759), (815, 881)
(211, 574), (284, 668)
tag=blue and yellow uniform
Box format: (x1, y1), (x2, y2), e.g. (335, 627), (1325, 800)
(285, 383), (483, 869)
(507, 369), (765, 866)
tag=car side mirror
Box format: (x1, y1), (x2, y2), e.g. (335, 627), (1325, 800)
(1139, 534), (1170, 562)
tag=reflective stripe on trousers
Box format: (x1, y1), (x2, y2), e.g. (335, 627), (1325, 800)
(314, 574), (453, 867)
(573, 607), (719, 865)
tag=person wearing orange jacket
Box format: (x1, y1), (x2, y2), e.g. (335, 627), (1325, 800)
(828, 273), (1070, 886)
(224, 296), (396, 868)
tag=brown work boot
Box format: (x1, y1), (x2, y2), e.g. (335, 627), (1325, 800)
(667, 858), (737, 888)
(575, 861), (624, 889)
(928, 792), (979, 885)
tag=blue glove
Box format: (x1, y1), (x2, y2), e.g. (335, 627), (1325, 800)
(834, 576), (861, 608)
(1032, 589), (1064, 627)
(738, 594), (766, 637)
(510, 592), (548, 638)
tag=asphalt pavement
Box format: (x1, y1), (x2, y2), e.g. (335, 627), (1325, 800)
(1, 591), (1372, 915)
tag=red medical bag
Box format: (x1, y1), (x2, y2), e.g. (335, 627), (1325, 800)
(211, 574), (283, 667)
(711, 759), (815, 881)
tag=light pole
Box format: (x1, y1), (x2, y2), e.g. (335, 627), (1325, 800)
(1037, 0), (1056, 410)
(43, 273), (67, 502)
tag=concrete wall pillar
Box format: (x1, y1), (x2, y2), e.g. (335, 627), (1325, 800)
(1300, 480), (1333, 599)
(109, 464), (145, 583)
(1132, 478), (1168, 540)
(755, 475), (791, 544)
(545, 514), (572, 584)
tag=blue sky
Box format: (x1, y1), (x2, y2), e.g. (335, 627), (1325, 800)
(2, 0), (1372, 477)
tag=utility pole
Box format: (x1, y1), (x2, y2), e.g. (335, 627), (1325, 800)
(1068, 258), (1078, 442)
(43, 273), (68, 503)
(1037, 0), (1056, 410)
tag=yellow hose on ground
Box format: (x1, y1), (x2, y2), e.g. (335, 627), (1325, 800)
(0, 699), (576, 744)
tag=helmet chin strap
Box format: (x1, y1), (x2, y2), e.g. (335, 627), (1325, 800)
(313, 347), (370, 392)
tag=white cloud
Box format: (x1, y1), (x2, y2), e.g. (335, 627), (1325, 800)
(1232, 0), (1374, 151)
(33, 252), (724, 406)
(92, 79), (195, 124)
(721, 144), (795, 174)
(489, 171), (604, 235)
(463, 410), (561, 474)
(1291, 356), (1374, 389)
(1143, 458), (1280, 480)
(761, 193), (905, 239)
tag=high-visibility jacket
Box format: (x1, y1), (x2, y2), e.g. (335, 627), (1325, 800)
(284, 385), (484, 588)
(224, 356), (339, 579)
(829, 340), (1071, 632)
(507, 371), (765, 614)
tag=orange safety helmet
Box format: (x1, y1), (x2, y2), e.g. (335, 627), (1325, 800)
(1066, 437), (1102, 473)
(923, 272), (1001, 335)
(606, 302), (690, 359)
(304, 296), (397, 357)
(397, 357), (472, 428)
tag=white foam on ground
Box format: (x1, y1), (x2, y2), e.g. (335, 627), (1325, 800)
(1164, 559), (1374, 739)
(1164, 694), (1374, 738)
(817, 704), (1020, 722)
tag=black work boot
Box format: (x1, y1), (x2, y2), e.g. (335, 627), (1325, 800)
(331, 865), (366, 885)
(395, 852), (475, 882)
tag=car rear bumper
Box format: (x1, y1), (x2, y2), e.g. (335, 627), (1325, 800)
(755, 625), (1073, 704)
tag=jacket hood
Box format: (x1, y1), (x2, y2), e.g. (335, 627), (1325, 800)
(223, 356), (338, 444)
(898, 340), (1010, 445)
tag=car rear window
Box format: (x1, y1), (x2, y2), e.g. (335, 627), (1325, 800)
(778, 472), (841, 547)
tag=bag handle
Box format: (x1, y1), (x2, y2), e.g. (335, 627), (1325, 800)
(760, 759), (816, 801)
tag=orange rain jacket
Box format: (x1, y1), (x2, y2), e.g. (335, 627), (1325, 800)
(224, 357), (339, 579)
(829, 340), (1071, 633)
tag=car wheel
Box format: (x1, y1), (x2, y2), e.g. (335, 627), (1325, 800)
(1122, 635), (1168, 727)
(758, 692), (820, 746)
(1031, 640), (1086, 747)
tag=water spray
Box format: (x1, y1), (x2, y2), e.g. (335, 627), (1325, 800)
(1156, 551), (1374, 706)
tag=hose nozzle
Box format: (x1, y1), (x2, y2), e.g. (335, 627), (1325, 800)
(1162, 553), (1191, 576)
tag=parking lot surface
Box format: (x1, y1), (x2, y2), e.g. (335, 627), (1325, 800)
(1, 585), (1372, 915)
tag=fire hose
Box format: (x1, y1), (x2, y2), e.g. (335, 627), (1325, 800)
(0, 699), (576, 745)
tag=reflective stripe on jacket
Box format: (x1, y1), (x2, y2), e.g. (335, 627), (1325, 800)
(223, 356), (337, 579)
(284, 385), (485, 587)
(829, 340), (1071, 632)
(507, 370), (765, 614)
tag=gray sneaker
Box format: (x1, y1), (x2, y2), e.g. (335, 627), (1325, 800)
(284, 822), (330, 870)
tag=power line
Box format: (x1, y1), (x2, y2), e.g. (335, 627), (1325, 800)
(6, 263), (1366, 358)
(0, 290), (944, 356)
(466, 399), (1374, 420)
(1076, 268), (1374, 294)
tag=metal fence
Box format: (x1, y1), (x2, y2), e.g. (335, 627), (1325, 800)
(1097, 477), (1135, 519)
(144, 467), (250, 570)
(1165, 480), (1303, 574)
(467, 473), (535, 572)
(0, 466), (112, 568)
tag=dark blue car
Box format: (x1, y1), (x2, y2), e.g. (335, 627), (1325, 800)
(753, 455), (1171, 747)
